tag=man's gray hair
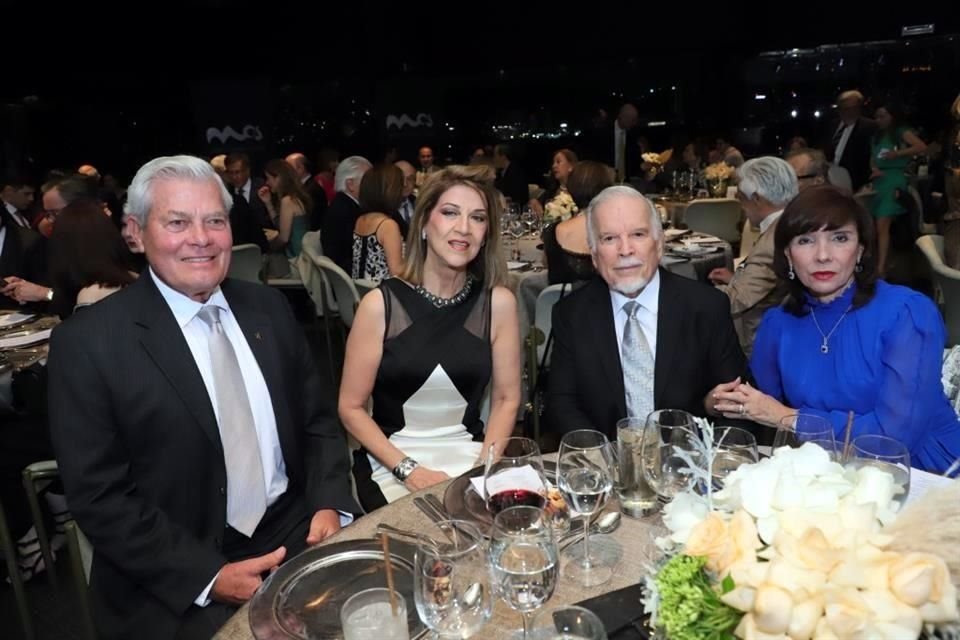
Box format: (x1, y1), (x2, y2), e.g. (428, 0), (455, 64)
(585, 185), (662, 251)
(736, 157), (799, 207)
(124, 155), (232, 227)
(334, 156), (372, 193)
(786, 148), (828, 178)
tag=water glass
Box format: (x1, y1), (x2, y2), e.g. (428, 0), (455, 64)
(557, 430), (616, 586)
(341, 588), (410, 640)
(489, 506), (559, 640)
(615, 417), (658, 518)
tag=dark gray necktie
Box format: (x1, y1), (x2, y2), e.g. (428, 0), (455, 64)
(621, 301), (655, 420)
(196, 305), (266, 537)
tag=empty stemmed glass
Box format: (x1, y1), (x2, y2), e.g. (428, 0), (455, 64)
(847, 434), (911, 509)
(414, 520), (493, 639)
(556, 429), (617, 586)
(773, 414), (838, 457)
(641, 409), (701, 501)
(489, 506), (559, 640)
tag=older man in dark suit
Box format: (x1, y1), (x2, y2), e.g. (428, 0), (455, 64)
(826, 90), (877, 192)
(546, 186), (747, 440)
(47, 155), (359, 640)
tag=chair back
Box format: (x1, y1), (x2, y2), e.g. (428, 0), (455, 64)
(917, 235), (960, 346)
(314, 255), (363, 328)
(227, 244), (263, 283)
(683, 198), (742, 244)
(534, 284), (571, 367)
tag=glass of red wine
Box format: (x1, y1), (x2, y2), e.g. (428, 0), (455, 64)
(484, 437), (548, 515)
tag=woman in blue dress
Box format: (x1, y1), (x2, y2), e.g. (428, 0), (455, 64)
(714, 185), (960, 472)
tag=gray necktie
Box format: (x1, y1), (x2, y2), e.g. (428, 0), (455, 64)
(621, 301), (655, 421)
(197, 305), (266, 537)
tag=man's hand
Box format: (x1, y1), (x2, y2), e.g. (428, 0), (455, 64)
(708, 267), (734, 285)
(705, 377), (740, 416)
(211, 546), (286, 605)
(306, 509), (342, 546)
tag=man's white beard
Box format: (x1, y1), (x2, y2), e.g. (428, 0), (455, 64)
(612, 274), (651, 297)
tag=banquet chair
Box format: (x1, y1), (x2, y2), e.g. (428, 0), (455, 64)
(683, 199), (742, 245)
(0, 496), (34, 639)
(22, 459), (60, 588)
(527, 284), (572, 443)
(916, 235), (960, 346)
(226, 244), (263, 283)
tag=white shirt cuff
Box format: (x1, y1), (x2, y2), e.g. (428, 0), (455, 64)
(195, 570), (221, 607)
(338, 510), (354, 527)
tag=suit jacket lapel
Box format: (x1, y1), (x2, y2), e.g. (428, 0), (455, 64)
(589, 279), (626, 416)
(654, 269), (679, 407)
(132, 276), (223, 452)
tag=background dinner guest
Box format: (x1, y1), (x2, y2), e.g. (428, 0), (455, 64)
(339, 164), (521, 510)
(714, 185), (960, 473)
(47, 198), (138, 317)
(541, 160), (613, 285)
(709, 157), (796, 355)
(351, 164), (405, 283)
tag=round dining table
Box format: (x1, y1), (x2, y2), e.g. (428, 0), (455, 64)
(214, 470), (666, 639)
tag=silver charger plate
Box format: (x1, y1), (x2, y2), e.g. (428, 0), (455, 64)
(442, 461), (559, 535)
(248, 538), (425, 639)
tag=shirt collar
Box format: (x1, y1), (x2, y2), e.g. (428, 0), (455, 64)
(149, 267), (228, 329)
(4, 202), (16, 216)
(759, 209), (783, 235)
(610, 269), (661, 316)
(242, 178), (252, 194)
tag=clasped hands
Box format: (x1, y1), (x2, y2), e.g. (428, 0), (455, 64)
(707, 376), (793, 428)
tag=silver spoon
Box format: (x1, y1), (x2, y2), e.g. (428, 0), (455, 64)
(558, 511), (621, 551)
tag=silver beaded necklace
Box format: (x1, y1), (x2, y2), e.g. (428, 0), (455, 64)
(414, 275), (474, 308)
(810, 304), (853, 354)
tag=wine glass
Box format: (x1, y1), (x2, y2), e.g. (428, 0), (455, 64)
(640, 409), (700, 501)
(529, 605), (608, 640)
(489, 506), (559, 640)
(711, 426), (759, 487)
(614, 417), (658, 518)
(773, 414), (837, 457)
(484, 437), (548, 514)
(557, 430), (617, 586)
(848, 435), (911, 509)
(414, 520), (493, 639)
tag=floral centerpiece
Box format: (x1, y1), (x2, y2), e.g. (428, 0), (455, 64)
(543, 189), (578, 224)
(704, 162), (736, 197)
(643, 151), (671, 177)
(643, 429), (960, 640)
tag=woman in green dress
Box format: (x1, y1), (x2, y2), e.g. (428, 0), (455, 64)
(869, 103), (926, 276)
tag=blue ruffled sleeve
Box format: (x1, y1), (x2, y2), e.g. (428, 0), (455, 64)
(798, 293), (960, 471)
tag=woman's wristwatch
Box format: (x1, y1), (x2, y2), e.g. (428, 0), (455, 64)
(392, 457), (419, 482)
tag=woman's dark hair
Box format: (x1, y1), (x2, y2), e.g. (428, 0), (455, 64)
(873, 101), (907, 137)
(566, 161), (614, 211)
(358, 164), (404, 214)
(264, 158), (312, 213)
(48, 198), (136, 317)
(773, 185), (877, 316)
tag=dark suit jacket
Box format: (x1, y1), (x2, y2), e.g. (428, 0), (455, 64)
(229, 189), (269, 252)
(495, 163), (529, 206)
(241, 177), (273, 230)
(546, 271), (747, 440)
(0, 213), (48, 311)
(827, 117), (877, 192)
(588, 123), (641, 179)
(321, 192), (361, 272)
(304, 176), (329, 232)
(47, 274), (358, 639)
